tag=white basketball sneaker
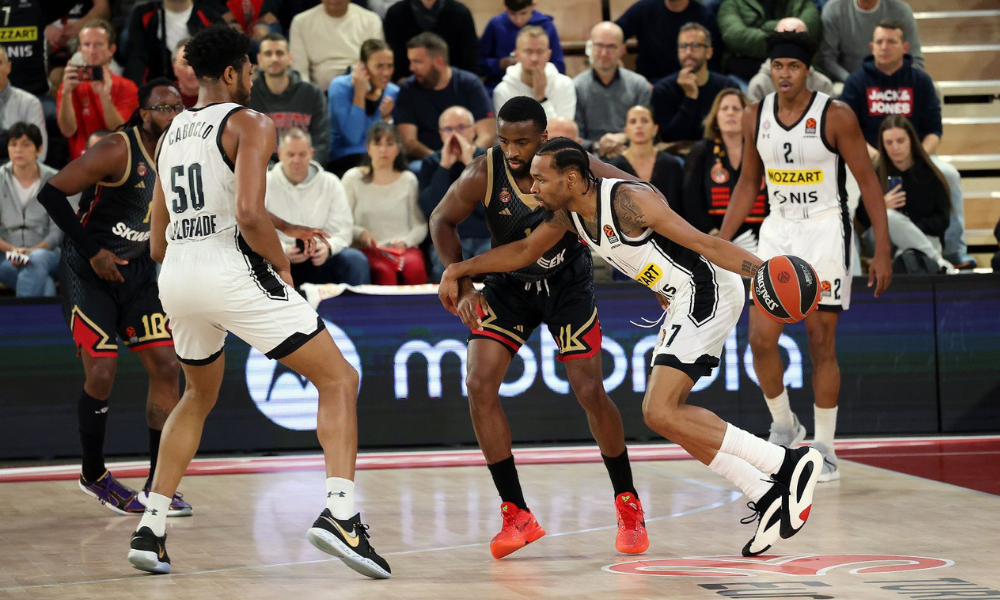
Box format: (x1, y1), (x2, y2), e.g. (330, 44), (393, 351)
(811, 442), (840, 482)
(772, 446), (823, 539)
(767, 413), (807, 447)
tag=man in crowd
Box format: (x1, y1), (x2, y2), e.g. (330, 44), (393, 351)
(171, 38), (200, 108)
(124, 0), (224, 83)
(249, 32), (331, 166)
(819, 0), (924, 83)
(573, 22), (651, 159)
(266, 128), (369, 286)
(0, 46), (48, 161)
(289, 0), (384, 91)
(394, 33), (494, 159)
(616, 0), (721, 83)
(492, 27), (576, 121)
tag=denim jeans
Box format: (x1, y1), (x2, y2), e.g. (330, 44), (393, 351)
(290, 247), (371, 286)
(0, 247), (60, 297)
(931, 157), (975, 265)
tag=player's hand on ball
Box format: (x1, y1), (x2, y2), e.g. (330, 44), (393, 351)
(89, 248), (128, 282)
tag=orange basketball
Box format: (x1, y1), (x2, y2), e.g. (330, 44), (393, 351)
(751, 255), (821, 323)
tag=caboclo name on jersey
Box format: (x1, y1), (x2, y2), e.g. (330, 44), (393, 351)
(167, 121), (215, 145)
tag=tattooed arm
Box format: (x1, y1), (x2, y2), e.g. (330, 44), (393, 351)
(613, 181), (764, 278)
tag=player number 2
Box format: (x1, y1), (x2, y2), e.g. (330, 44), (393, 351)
(783, 142), (793, 164)
(170, 163), (206, 213)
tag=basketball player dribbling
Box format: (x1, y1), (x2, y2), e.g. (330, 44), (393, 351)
(39, 79), (190, 517)
(719, 31), (893, 482)
(439, 137), (825, 557)
(431, 97), (654, 558)
(126, 26), (390, 579)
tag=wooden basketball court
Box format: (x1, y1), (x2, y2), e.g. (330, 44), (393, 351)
(2, 437), (999, 599)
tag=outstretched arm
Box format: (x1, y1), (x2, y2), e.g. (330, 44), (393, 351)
(615, 182), (764, 278)
(827, 101), (892, 297)
(719, 104), (765, 241)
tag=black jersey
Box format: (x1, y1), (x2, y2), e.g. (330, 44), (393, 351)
(75, 126), (157, 260)
(1, 0), (75, 95)
(483, 146), (584, 282)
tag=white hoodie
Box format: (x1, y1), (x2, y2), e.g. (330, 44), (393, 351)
(265, 161), (354, 256)
(493, 62), (577, 121)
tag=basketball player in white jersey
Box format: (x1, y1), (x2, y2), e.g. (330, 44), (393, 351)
(126, 26), (391, 579)
(439, 137), (824, 557)
(719, 31), (893, 482)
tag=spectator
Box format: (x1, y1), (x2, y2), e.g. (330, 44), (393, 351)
(45, 0), (112, 72)
(265, 128), (371, 286)
(746, 17), (834, 102)
(717, 0), (820, 82)
(610, 106), (684, 215)
(546, 115), (581, 143)
(858, 115), (955, 273)
(249, 32), (331, 166)
(124, 1), (224, 83)
(328, 39), (399, 176)
(479, 0), (566, 91)
(383, 0), (480, 78)
(0, 46), (48, 162)
(417, 106), (489, 281)
(0, 123), (62, 297)
(820, 0), (923, 83)
(57, 20), (139, 160)
(492, 26), (575, 120)
(840, 21), (940, 158)
(343, 123), (429, 285)
(651, 22), (742, 143)
(682, 88), (766, 251)
(616, 0), (721, 83)
(222, 0), (280, 40)
(86, 129), (112, 151)
(289, 0), (383, 92)
(171, 38), (200, 108)
(573, 22), (651, 159)
(394, 33), (494, 159)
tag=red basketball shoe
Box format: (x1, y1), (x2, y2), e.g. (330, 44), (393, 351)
(614, 492), (649, 554)
(490, 502), (546, 559)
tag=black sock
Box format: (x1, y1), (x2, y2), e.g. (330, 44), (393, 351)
(487, 456), (528, 511)
(78, 390), (108, 482)
(602, 448), (638, 498)
(146, 428), (162, 490)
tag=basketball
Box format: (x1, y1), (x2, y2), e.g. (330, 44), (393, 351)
(751, 255), (821, 323)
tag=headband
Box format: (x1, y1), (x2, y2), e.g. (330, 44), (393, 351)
(768, 43), (811, 67)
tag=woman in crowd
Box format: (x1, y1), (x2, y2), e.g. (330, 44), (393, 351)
(610, 105), (684, 216)
(328, 39), (399, 177)
(859, 115), (955, 273)
(682, 88), (766, 252)
(342, 123), (428, 285)
(0, 123), (64, 297)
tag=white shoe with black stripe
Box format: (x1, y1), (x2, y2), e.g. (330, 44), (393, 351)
(741, 482), (784, 556)
(772, 446), (823, 539)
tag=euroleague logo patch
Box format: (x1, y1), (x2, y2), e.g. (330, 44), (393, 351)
(499, 188), (512, 203)
(776, 271), (791, 284)
(603, 224), (620, 245)
(603, 554), (954, 578)
(805, 118), (817, 135)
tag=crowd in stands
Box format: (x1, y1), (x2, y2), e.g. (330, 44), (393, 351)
(0, 0), (993, 298)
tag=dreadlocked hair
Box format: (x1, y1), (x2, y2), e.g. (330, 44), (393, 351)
(121, 77), (177, 130)
(536, 137), (597, 192)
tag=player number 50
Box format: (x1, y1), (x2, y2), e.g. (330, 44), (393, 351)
(170, 163), (206, 213)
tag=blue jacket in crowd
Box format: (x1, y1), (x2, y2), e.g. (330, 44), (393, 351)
(478, 10), (566, 91)
(328, 75), (401, 163)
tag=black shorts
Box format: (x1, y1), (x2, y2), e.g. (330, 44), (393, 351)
(59, 243), (173, 358)
(470, 253), (601, 362)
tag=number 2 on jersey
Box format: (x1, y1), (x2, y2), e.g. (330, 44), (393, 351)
(170, 163), (205, 213)
(783, 142), (793, 164)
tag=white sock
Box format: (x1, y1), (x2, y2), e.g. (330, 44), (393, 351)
(326, 477), (355, 520)
(708, 452), (772, 502)
(137, 492), (170, 537)
(765, 388), (795, 430)
(719, 423), (786, 475)
(813, 405), (839, 453)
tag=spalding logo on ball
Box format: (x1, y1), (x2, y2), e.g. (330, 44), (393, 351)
(752, 255), (821, 323)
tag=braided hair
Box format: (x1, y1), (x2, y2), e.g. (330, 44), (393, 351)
(535, 137), (597, 192)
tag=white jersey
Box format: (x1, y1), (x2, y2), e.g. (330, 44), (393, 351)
(570, 178), (738, 328)
(157, 102), (245, 245)
(757, 91), (847, 221)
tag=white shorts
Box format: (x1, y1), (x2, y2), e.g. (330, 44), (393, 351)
(651, 268), (744, 382)
(756, 210), (853, 311)
(158, 235), (322, 365)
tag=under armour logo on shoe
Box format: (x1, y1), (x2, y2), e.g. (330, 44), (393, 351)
(327, 491), (346, 498)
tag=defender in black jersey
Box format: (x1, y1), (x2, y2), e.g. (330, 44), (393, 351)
(430, 97), (660, 558)
(38, 79), (191, 517)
